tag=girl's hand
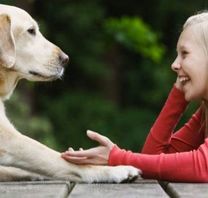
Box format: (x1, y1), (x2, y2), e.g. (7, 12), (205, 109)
(61, 130), (114, 165)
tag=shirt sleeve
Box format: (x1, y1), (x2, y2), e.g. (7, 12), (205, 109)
(108, 142), (208, 182)
(107, 86), (208, 182)
(168, 108), (204, 153)
(141, 86), (204, 154)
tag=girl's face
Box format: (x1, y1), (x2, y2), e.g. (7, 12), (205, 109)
(171, 26), (208, 101)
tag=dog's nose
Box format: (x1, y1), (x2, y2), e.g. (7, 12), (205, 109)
(59, 52), (69, 66)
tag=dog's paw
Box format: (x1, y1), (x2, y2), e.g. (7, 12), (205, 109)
(108, 165), (141, 183)
(69, 165), (141, 183)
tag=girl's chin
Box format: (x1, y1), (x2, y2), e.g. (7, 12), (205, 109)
(184, 94), (192, 101)
(183, 87), (195, 101)
(182, 83), (194, 101)
(184, 91), (202, 102)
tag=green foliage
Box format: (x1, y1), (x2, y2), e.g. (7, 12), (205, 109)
(38, 0), (108, 79)
(104, 17), (165, 62)
(41, 91), (156, 151)
(6, 91), (58, 149)
(41, 92), (118, 150)
(0, 0), (14, 4)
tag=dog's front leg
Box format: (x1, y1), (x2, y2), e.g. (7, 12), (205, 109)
(0, 166), (48, 181)
(0, 100), (81, 181)
(0, 131), (140, 183)
(0, 128), (83, 181)
(0, 101), (139, 183)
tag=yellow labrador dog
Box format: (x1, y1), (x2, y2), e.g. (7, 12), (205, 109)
(0, 4), (139, 182)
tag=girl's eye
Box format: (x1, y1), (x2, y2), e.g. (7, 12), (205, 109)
(181, 50), (189, 57)
(27, 28), (36, 36)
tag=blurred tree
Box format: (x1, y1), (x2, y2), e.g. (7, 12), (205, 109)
(31, 0), (165, 151)
(2, 0), (207, 152)
(103, 16), (164, 105)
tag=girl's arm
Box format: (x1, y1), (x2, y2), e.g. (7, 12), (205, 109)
(142, 86), (204, 154)
(109, 141), (208, 182)
(62, 130), (208, 182)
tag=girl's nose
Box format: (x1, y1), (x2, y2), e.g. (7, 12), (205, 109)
(171, 58), (181, 72)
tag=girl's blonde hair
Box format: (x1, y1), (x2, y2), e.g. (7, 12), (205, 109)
(183, 11), (208, 137)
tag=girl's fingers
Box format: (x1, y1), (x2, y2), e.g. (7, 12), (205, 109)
(62, 147), (99, 157)
(62, 155), (89, 164)
(68, 147), (74, 152)
(87, 130), (111, 146)
(62, 155), (102, 165)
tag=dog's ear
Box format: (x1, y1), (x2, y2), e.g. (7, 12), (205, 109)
(0, 14), (15, 68)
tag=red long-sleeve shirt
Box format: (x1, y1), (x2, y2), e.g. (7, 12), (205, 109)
(108, 86), (208, 182)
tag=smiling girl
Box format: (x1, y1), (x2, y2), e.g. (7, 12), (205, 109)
(62, 11), (208, 182)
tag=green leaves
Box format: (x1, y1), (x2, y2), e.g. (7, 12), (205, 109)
(104, 17), (165, 62)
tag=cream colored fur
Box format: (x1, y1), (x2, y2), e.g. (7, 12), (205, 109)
(0, 4), (139, 183)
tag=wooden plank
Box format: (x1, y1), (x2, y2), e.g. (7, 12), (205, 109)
(0, 181), (73, 198)
(69, 182), (169, 198)
(165, 183), (208, 198)
(134, 178), (159, 184)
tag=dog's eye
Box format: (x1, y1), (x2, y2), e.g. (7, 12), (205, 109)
(27, 28), (36, 36)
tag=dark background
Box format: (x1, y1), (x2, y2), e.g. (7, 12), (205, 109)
(1, 0), (206, 152)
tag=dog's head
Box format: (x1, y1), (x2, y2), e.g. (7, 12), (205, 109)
(0, 4), (69, 82)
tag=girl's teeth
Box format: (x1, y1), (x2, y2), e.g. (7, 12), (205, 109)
(179, 77), (190, 84)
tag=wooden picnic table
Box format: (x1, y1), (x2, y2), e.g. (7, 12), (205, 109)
(0, 178), (207, 198)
